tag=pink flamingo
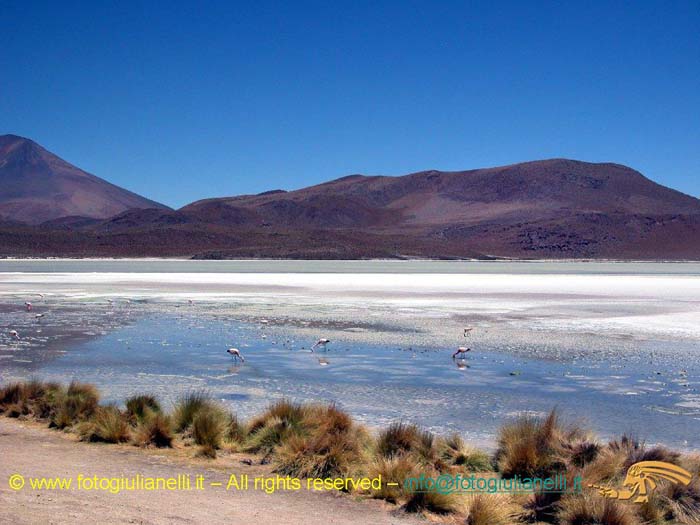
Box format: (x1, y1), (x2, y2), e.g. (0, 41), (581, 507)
(227, 348), (245, 362)
(452, 346), (471, 359)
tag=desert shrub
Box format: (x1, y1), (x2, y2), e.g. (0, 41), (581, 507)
(134, 413), (173, 448)
(441, 433), (492, 471)
(78, 405), (130, 443)
(557, 493), (637, 525)
(173, 391), (214, 432)
(125, 394), (161, 423)
(274, 404), (365, 479)
(52, 381), (99, 429)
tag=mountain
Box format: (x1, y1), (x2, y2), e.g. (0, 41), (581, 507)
(1, 143), (699, 259)
(182, 159), (700, 229)
(0, 135), (168, 224)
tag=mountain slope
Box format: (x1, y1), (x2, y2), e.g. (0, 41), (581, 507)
(0, 135), (168, 224)
(181, 159), (700, 230)
(1, 147), (699, 259)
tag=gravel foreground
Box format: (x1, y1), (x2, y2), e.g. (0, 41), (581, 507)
(0, 418), (420, 525)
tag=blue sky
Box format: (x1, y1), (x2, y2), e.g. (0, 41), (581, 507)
(1, 1), (698, 208)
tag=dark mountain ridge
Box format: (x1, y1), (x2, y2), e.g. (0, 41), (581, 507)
(1, 135), (699, 259)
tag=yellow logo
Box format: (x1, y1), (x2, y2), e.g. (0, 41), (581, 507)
(589, 461), (692, 503)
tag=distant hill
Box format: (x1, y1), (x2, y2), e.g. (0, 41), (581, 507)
(0, 135), (168, 224)
(183, 159), (700, 228)
(1, 136), (699, 259)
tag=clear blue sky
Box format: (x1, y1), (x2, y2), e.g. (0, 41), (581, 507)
(2, 1), (698, 208)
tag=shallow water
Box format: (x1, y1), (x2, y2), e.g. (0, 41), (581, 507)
(1, 260), (699, 449)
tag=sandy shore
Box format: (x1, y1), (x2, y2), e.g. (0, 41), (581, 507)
(0, 418), (420, 525)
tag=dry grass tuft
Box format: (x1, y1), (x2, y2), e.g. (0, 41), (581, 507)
(464, 493), (521, 525)
(244, 400), (306, 454)
(192, 407), (227, 452)
(401, 487), (459, 515)
(274, 404), (366, 479)
(78, 405), (130, 443)
(495, 409), (589, 478)
(557, 493), (637, 525)
(52, 382), (99, 429)
(125, 394), (162, 424)
(441, 433), (492, 471)
(376, 422), (421, 458)
(368, 455), (419, 503)
(172, 391), (214, 432)
(224, 413), (247, 444)
(134, 413), (174, 448)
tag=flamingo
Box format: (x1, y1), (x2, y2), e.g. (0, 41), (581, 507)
(452, 346), (471, 359)
(311, 338), (330, 351)
(25, 302), (32, 312)
(463, 327), (474, 337)
(227, 348), (245, 362)
(9, 330), (19, 339)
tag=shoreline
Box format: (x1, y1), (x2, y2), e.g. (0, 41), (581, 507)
(3, 256), (700, 263)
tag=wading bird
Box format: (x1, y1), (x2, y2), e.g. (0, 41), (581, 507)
(9, 330), (19, 339)
(25, 302), (32, 311)
(311, 338), (330, 351)
(452, 346), (471, 359)
(463, 327), (473, 337)
(227, 348), (245, 362)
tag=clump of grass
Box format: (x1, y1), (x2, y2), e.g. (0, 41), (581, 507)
(274, 404), (366, 479)
(125, 394), (161, 424)
(557, 493), (637, 525)
(134, 413), (173, 448)
(376, 422), (421, 458)
(656, 454), (700, 525)
(0, 382), (24, 408)
(401, 485), (459, 515)
(78, 405), (130, 443)
(52, 381), (99, 429)
(440, 433), (492, 471)
(0, 382), (26, 416)
(368, 455), (419, 503)
(0, 380), (66, 419)
(465, 494), (521, 525)
(32, 382), (64, 420)
(224, 413), (247, 445)
(245, 400), (306, 454)
(495, 409), (588, 478)
(192, 407), (227, 453)
(173, 391), (213, 432)
(247, 399), (305, 433)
